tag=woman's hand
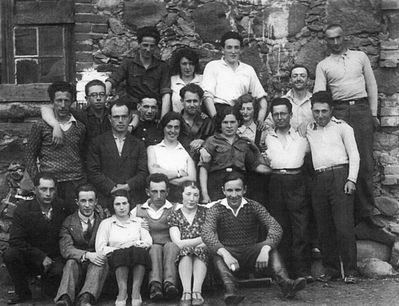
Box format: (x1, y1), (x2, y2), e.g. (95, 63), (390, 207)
(133, 240), (150, 249)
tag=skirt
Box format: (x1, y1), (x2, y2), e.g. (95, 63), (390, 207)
(109, 246), (152, 271)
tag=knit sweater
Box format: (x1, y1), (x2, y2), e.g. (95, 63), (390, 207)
(201, 198), (282, 253)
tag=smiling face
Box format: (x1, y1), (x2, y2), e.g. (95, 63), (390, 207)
(182, 91), (201, 116)
(223, 38), (241, 66)
(163, 119), (181, 142)
(312, 102), (333, 127)
(53, 91), (72, 120)
(76, 191), (97, 218)
(109, 104), (130, 133)
(180, 57), (195, 79)
(221, 114), (238, 137)
(223, 178), (246, 210)
(240, 102), (255, 123)
(182, 185), (200, 211)
(325, 26), (345, 54)
(86, 85), (106, 111)
(290, 67), (308, 91)
(113, 196), (130, 218)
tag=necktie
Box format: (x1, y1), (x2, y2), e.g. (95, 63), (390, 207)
(84, 218), (93, 241)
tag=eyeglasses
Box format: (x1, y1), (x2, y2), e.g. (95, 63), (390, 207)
(88, 93), (106, 98)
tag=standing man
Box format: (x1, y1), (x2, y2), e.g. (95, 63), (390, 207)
(306, 91), (360, 283)
(105, 26), (171, 118)
(201, 31), (268, 123)
(130, 173), (180, 302)
(264, 97), (312, 281)
(25, 81), (86, 214)
(202, 172), (306, 304)
(87, 99), (148, 209)
(55, 184), (108, 306)
(3, 173), (66, 304)
(314, 24), (378, 223)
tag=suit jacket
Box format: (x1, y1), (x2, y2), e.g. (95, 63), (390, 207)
(87, 131), (148, 197)
(59, 211), (102, 261)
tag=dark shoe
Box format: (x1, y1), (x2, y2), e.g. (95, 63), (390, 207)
(344, 275), (358, 284)
(149, 282), (163, 301)
(192, 292), (205, 306)
(224, 284), (245, 305)
(311, 248), (322, 260)
(316, 272), (341, 283)
(164, 281), (179, 299)
(280, 277), (306, 299)
(76, 292), (94, 306)
(300, 275), (314, 283)
(7, 292), (32, 305)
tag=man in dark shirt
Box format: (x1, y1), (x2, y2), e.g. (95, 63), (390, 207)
(105, 26), (171, 118)
(3, 173), (66, 305)
(202, 172), (306, 304)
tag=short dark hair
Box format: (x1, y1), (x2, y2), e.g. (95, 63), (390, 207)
(233, 94), (259, 124)
(180, 83), (204, 100)
(160, 111), (184, 131)
(75, 183), (97, 200)
(215, 106), (235, 133)
(325, 23), (343, 33)
(270, 97), (293, 114)
(289, 64), (310, 78)
(146, 173), (169, 189)
(85, 79), (106, 96)
(177, 180), (200, 202)
(109, 96), (132, 113)
(311, 91), (334, 108)
(171, 48), (201, 76)
(222, 171), (245, 188)
(221, 31), (243, 48)
(110, 189), (130, 214)
(47, 81), (76, 102)
(137, 26), (160, 44)
(33, 172), (57, 187)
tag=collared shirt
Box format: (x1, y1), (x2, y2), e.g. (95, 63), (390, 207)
(314, 49), (375, 102)
(130, 199), (174, 220)
(171, 74), (203, 112)
(202, 57), (266, 106)
(150, 140), (191, 174)
(41, 207), (53, 220)
(78, 210), (95, 232)
(237, 122), (257, 142)
(113, 134), (126, 156)
(59, 114), (77, 132)
(132, 120), (163, 147)
(265, 127), (309, 169)
(219, 197), (248, 217)
(106, 53), (171, 105)
(283, 90), (313, 129)
(306, 117), (360, 183)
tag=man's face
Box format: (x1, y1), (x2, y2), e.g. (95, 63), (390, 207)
(137, 98), (158, 121)
(139, 36), (156, 60)
(312, 102), (333, 127)
(223, 178), (246, 209)
(223, 38), (241, 66)
(53, 91), (72, 120)
(86, 85), (106, 111)
(325, 27), (345, 54)
(109, 105), (130, 133)
(146, 181), (168, 208)
(35, 178), (56, 206)
(290, 67), (308, 91)
(76, 191), (97, 217)
(221, 114), (238, 137)
(182, 91), (201, 116)
(272, 104), (292, 129)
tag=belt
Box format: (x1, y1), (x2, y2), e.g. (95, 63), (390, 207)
(334, 97), (367, 105)
(272, 168), (302, 175)
(315, 164), (348, 174)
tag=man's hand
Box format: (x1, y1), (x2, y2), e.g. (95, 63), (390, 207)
(42, 256), (53, 273)
(140, 219), (150, 231)
(372, 116), (380, 130)
(256, 120), (265, 131)
(201, 193), (211, 204)
(199, 148), (211, 163)
(222, 251), (240, 272)
(190, 139), (205, 152)
(111, 184), (130, 194)
(255, 245), (271, 271)
(86, 252), (106, 266)
(52, 125), (63, 146)
(344, 180), (356, 195)
(297, 122), (308, 137)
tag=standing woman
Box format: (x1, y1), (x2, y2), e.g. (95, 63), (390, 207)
(170, 48), (202, 113)
(95, 191), (152, 306)
(168, 181), (208, 306)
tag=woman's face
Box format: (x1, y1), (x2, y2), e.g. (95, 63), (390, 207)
(182, 185), (200, 210)
(113, 196), (130, 218)
(240, 102), (255, 123)
(221, 114), (238, 137)
(180, 57), (195, 79)
(164, 119), (180, 142)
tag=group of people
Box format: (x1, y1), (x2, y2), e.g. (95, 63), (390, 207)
(3, 22), (379, 306)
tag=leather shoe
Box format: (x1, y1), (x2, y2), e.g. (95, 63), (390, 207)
(280, 277), (306, 299)
(163, 281), (179, 299)
(149, 282), (163, 301)
(76, 292), (94, 306)
(8, 292), (32, 305)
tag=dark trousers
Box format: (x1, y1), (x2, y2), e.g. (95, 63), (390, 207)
(333, 99), (376, 221)
(311, 166), (357, 275)
(268, 173), (311, 277)
(3, 247), (64, 297)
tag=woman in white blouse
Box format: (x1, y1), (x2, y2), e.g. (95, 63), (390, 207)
(96, 191), (152, 306)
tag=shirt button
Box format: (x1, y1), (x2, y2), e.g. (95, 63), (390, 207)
(143, 128), (146, 131)
(142, 138), (145, 141)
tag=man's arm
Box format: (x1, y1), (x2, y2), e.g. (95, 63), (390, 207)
(159, 63), (172, 118)
(105, 58), (129, 95)
(201, 205), (224, 252)
(341, 123), (360, 185)
(253, 201), (283, 249)
(313, 62), (327, 93)
(40, 105), (63, 145)
(59, 218), (86, 261)
(362, 53), (379, 118)
(126, 140), (148, 191)
(160, 93), (171, 118)
(257, 97), (268, 126)
(25, 122), (42, 181)
(202, 62), (218, 118)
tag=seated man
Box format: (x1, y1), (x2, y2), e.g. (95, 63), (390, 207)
(55, 184), (108, 306)
(3, 173), (67, 305)
(130, 173), (180, 301)
(202, 172), (306, 304)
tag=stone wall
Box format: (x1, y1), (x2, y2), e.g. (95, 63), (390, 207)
(1, 0), (399, 201)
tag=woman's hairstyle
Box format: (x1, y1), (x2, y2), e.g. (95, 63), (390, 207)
(177, 180), (200, 203)
(159, 111), (184, 131)
(109, 189), (130, 214)
(214, 106), (236, 133)
(170, 48), (201, 76)
(232, 94), (259, 124)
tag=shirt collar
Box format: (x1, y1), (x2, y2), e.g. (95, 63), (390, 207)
(312, 117), (336, 129)
(141, 199), (173, 210)
(159, 140), (185, 150)
(219, 197), (248, 217)
(60, 114), (77, 125)
(269, 126), (296, 137)
(174, 74), (202, 85)
(237, 122), (256, 134)
(110, 214), (139, 226)
(113, 133), (127, 140)
(220, 57), (241, 67)
(78, 210), (95, 224)
(285, 89), (312, 106)
(132, 52), (161, 69)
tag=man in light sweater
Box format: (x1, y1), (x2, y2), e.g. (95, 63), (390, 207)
(202, 172), (306, 304)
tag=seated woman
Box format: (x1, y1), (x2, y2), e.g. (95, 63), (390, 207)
(168, 181), (208, 306)
(95, 190), (152, 306)
(147, 112), (196, 202)
(170, 48), (202, 113)
(199, 108), (271, 202)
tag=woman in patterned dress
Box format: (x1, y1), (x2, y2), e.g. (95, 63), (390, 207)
(168, 181), (208, 306)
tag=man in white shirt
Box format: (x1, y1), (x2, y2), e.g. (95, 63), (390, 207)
(130, 173), (180, 301)
(201, 31), (268, 124)
(264, 97), (312, 282)
(306, 91), (360, 284)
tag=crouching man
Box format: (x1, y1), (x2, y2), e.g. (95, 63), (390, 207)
(202, 172), (306, 304)
(55, 184), (108, 306)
